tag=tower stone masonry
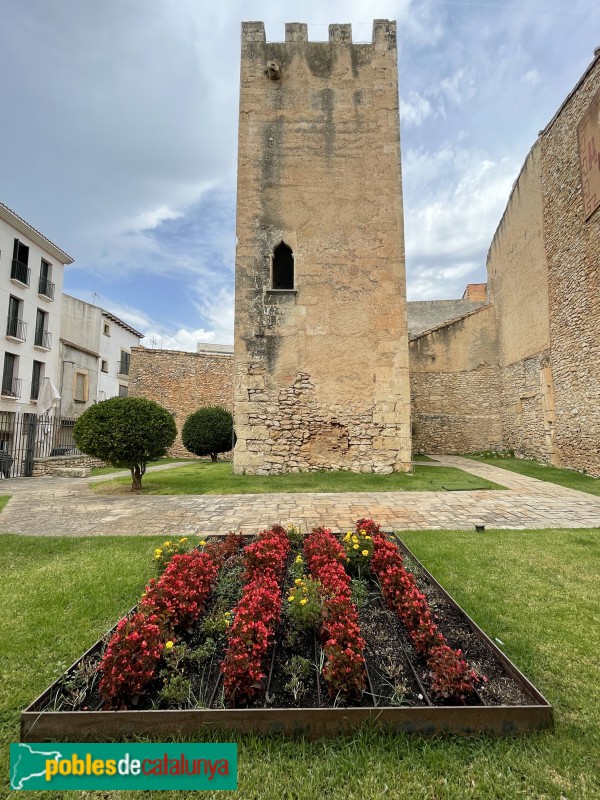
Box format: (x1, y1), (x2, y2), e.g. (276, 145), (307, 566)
(233, 20), (412, 474)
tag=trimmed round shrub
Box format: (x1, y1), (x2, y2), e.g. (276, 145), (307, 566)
(73, 396), (177, 490)
(181, 406), (233, 461)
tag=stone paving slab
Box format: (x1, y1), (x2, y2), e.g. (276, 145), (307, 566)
(0, 456), (599, 537)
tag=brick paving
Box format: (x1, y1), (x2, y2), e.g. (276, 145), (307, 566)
(0, 456), (599, 537)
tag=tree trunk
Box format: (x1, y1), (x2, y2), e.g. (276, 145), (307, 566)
(210, 453), (218, 462)
(130, 465), (143, 491)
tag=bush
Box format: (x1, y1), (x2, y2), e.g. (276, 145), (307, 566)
(73, 396), (177, 490)
(181, 406), (233, 461)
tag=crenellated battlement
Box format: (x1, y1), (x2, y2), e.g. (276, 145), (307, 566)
(241, 20), (396, 48)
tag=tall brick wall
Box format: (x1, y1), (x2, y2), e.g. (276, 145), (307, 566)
(409, 306), (502, 454)
(234, 21), (411, 475)
(541, 58), (600, 476)
(128, 348), (233, 458)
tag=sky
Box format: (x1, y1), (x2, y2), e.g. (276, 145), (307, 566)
(1, 0), (597, 350)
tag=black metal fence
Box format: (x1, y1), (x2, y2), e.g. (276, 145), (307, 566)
(0, 412), (82, 478)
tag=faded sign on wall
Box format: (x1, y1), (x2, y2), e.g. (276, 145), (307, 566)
(578, 85), (600, 220)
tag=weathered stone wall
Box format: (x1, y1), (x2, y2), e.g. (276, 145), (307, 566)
(409, 306), (502, 453)
(32, 454), (104, 477)
(486, 142), (556, 465)
(407, 299), (485, 340)
(128, 348), (233, 458)
(541, 57), (600, 476)
(234, 21), (411, 474)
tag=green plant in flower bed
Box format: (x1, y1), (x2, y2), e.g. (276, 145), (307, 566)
(152, 536), (198, 573)
(342, 527), (374, 575)
(286, 575), (322, 630)
(283, 655), (312, 702)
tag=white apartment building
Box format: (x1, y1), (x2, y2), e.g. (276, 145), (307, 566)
(60, 296), (143, 417)
(0, 202), (72, 414)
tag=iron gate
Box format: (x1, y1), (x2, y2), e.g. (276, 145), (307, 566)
(0, 412), (81, 478)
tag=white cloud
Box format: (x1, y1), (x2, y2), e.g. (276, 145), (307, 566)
(402, 91), (434, 127)
(522, 68), (541, 87)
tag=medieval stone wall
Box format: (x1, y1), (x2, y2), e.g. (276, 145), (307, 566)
(541, 57), (600, 476)
(409, 306), (502, 454)
(128, 348), (233, 458)
(233, 21), (411, 475)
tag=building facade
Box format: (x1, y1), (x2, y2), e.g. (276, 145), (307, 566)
(59, 295), (143, 417)
(233, 20), (411, 475)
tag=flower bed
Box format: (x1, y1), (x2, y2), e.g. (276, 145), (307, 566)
(22, 523), (553, 740)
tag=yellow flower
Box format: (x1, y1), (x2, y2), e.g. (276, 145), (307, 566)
(365, 535), (372, 540)
(294, 578), (302, 585)
(295, 555), (302, 563)
(362, 549), (369, 556)
(288, 596), (295, 602)
(179, 537), (188, 543)
(164, 541), (171, 546)
(300, 598), (308, 606)
(165, 641), (174, 650)
(353, 544), (359, 549)
(199, 540), (207, 546)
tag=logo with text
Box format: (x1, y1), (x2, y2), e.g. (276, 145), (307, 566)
(10, 743), (237, 791)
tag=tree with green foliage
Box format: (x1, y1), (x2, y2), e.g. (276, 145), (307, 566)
(181, 406), (234, 462)
(73, 397), (177, 491)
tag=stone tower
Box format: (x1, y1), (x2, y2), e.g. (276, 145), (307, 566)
(233, 20), (412, 474)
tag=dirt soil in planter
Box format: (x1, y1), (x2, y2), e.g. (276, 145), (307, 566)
(33, 536), (537, 714)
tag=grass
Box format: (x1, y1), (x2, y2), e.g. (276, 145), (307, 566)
(467, 454), (600, 496)
(0, 495), (10, 513)
(91, 460), (504, 495)
(89, 457), (195, 477)
(2, 527), (599, 798)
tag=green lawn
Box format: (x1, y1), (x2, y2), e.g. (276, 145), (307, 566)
(2, 528), (599, 799)
(467, 455), (600, 496)
(0, 495), (10, 513)
(91, 460), (504, 495)
(89, 457), (196, 477)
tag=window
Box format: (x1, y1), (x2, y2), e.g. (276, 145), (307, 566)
(101, 359), (108, 373)
(119, 350), (131, 375)
(11, 239), (30, 285)
(271, 241), (294, 289)
(1, 352), (20, 397)
(6, 295), (26, 340)
(38, 259), (55, 300)
(73, 370), (89, 402)
(31, 361), (43, 400)
(34, 309), (51, 349)
(118, 384), (128, 397)
(103, 322), (111, 336)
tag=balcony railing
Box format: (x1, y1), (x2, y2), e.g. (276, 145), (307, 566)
(11, 260), (30, 286)
(34, 327), (52, 349)
(6, 317), (27, 341)
(1, 376), (22, 398)
(118, 360), (130, 375)
(38, 275), (55, 300)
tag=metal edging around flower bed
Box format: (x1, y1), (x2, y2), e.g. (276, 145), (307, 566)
(21, 537), (553, 742)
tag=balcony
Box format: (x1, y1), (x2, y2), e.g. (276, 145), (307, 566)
(5, 316), (27, 342)
(10, 260), (30, 286)
(34, 327), (52, 350)
(1, 376), (22, 399)
(38, 275), (55, 300)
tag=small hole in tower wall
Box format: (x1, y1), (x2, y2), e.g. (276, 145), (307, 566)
(272, 242), (294, 289)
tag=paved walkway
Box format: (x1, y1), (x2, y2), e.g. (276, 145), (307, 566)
(1, 456), (599, 537)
